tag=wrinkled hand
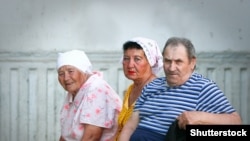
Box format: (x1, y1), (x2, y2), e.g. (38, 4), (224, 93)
(177, 111), (204, 130)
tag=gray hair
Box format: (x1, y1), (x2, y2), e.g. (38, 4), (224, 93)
(162, 37), (196, 61)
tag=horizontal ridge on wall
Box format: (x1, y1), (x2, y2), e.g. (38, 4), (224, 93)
(0, 51), (250, 62)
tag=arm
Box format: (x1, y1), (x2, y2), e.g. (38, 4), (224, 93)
(176, 82), (242, 129)
(118, 111), (139, 141)
(81, 124), (104, 141)
(177, 111), (242, 129)
(59, 136), (65, 141)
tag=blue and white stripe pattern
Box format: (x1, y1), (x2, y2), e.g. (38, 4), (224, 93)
(134, 72), (236, 135)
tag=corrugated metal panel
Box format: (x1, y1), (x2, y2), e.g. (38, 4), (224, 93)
(0, 52), (249, 141)
(0, 61), (65, 141)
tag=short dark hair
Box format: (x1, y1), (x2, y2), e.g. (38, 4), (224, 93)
(123, 41), (142, 52)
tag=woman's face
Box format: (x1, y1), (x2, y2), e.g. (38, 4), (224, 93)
(122, 48), (151, 81)
(58, 65), (85, 95)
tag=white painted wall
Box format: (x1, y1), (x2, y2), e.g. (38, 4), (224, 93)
(0, 1), (250, 141)
(0, 0), (249, 53)
(0, 52), (250, 141)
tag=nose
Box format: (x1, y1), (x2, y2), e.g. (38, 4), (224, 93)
(168, 62), (176, 71)
(63, 72), (70, 81)
(127, 59), (135, 68)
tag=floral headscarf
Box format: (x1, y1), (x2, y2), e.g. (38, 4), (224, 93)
(122, 37), (163, 75)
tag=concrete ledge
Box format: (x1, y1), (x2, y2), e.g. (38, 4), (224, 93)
(0, 51), (250, 62)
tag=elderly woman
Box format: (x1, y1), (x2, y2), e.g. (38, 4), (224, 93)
(114, 37), (163, 140)
(57, 50), (122, 141)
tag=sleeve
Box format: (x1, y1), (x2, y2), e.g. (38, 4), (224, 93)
(79, 78), (119, 128)
(196, 81), (236, 113)
(134, 84), (150, 111)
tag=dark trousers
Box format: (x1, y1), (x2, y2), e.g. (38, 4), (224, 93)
(130, 127), (166, 141)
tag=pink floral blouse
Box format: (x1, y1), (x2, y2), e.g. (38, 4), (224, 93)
(60, 72), (122, 141)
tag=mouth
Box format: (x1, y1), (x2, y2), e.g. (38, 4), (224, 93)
(65, 82), (74, 87)
(128, 71), (135, 74)
(166, 73), (178, 78)
(167, 71), (178, 75)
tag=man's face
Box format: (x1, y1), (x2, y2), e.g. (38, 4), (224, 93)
(162, 44), (196, 87)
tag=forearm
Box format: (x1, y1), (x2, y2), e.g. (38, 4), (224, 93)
(81, 124), (103, 141)
(178, 111), (242, 129)
(59, 136), (65, 141)
(118, 125), (136, 141)
(198, 112), (242, 125)
(118, 112), (139, 141)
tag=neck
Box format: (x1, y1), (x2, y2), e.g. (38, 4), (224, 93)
(129, 73), (156, 106)
(134, 73), (156, 87)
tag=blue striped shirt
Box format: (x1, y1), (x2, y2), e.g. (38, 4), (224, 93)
(134, 72), (236, 135)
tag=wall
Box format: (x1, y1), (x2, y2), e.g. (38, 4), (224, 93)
(0, 0), (250, 141)
(0, 0), (250, 53)
(0, 52), (249, 141)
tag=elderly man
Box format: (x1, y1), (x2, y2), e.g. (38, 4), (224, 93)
(119, 37), (241, 141)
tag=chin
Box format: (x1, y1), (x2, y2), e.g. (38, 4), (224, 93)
(166, 80), (177, 85)
(126, 75), (136, 80)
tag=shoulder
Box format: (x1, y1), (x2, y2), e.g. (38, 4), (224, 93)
(187, 72), (216, 86)
(187, 73), (222, 96)
(152, 77), (166, 84)
(190, 73), (210, 82)
(147, 77), (166, 87)
(143, 77), (167, 91)
(87, 73), (110, 86)
(85, 74), (117, 93)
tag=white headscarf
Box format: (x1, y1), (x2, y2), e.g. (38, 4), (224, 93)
(122, 37), (163, 75)
(57, 50), (92, 74)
